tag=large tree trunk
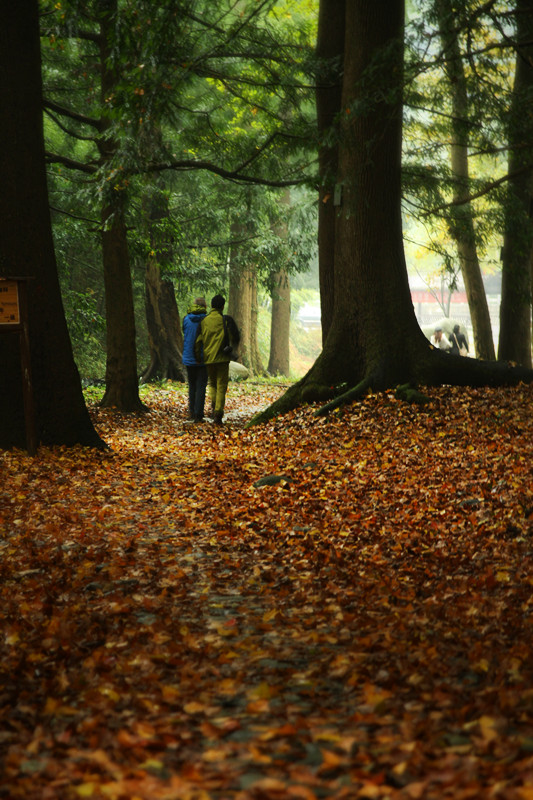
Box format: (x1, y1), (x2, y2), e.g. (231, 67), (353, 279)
(99, 196), (144, 409)
(268, 190), (291, 376)
(249, 270), (265, 376)
(268, 268), (291, 376)
(438, 0), (495, 361)
(229, 263), (266, 375)
(254, 0), (533, 424)
(97, 0), (144, 411)
(315, 0), (345, 344)
(0, 0), (103, 450)
(227, 223), (265, 375)
(498, 0), (533, 367)
(141, 259), (184, 383)
(265, 0), (424, 409)
(228, 229), (253, 367)
(312, 0), (422, 391)
(140, 177), (185, 383)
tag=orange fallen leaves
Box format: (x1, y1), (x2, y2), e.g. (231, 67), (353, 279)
(1, 382), (533, 798)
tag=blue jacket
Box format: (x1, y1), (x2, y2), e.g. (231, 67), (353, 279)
(182, 304), (206, 366)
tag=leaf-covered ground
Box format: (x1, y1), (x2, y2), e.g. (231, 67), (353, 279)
(1, 381), (533, 800)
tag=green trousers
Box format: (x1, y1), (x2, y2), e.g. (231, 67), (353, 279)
(207, 361), (230, 415)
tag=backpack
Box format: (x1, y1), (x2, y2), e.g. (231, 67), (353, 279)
(222, 314), (240, 358)
(225, 315), (240, 344)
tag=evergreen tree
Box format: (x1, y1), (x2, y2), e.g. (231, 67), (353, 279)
(256, 0), (533, 424)
(0, 0), (102, 449)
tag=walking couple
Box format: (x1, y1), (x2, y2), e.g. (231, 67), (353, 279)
(182, 294), (240, 425)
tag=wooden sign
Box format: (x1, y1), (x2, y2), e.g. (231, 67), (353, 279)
(0, 279), (20, 326)
(0, 277), (37, 453)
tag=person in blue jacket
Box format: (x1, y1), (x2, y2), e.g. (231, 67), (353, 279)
(182, 297), (207, 422)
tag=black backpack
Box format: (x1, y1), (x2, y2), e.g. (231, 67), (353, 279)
(222, 315), (240, 357)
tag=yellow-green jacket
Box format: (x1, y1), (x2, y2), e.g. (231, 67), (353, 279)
(198, 308), (229, 364)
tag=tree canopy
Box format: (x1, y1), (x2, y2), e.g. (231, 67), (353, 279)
(2, 0), (533, 447)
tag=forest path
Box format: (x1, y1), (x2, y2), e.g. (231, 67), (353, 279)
(1, 383), (533, 798)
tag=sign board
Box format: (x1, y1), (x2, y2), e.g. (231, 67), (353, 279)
(0, 280), (20, 326)
(0, 277), (37, 453)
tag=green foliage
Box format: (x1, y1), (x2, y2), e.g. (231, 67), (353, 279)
(63, 289), (106, 380)
(40, 0), (319, 384)
(403, 0), (518, 277)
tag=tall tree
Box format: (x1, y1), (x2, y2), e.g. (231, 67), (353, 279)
(498, 0), (533, 367)
(228, 235), (254, 371)
(227, 227), (266, 377)
(97, 0), (144, 410)
(256, 0), (533, 423)
(142, 258), (184, 383)
(0, 0), (103, 450)
(315, 0), (344, 344)
(42, 0), (145, 410)
(268, 268), (291, 376)
(268, 190), (292, 376)
(436, 0), (495, 360)
(140, 177), (185, 384)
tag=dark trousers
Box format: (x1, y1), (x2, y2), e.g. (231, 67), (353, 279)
(186, 365), (207, 420)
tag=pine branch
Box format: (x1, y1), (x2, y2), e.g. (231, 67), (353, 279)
(45, 151), (98, 174)
(146, 157), (310, 188)
(44, 109), (98, 143)
(421, 165), (531, 216)
(43, 99), (103, 132)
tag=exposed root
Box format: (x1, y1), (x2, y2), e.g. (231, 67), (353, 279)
(313, 377), (372, 416)
(250, 348), (533, 426)
(394, 383), (430, 405)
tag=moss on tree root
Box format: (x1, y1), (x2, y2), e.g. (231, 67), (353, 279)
(249, 349), (533, 426)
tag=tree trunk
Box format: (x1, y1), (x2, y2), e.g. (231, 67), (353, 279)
(254, 0), (533, 424)
(498, 0), (533, 367)
(228, 227), (253, 368)
(268, 268), (291, 376)
(437, 0), (495, 361)
(97, 0), (144, 411)
(315, 0), (345, 344)
(141, 259), (184, 383)
(228, 255), (265, 376)
(249, 270), (266, 376)
(0, 0), (103, 449)
(140, 176), (185, 383)
(320, 0), (421, 384)
(268, 190), (291, 376)
(270, 0), (424, 404)
(99, 197), (144, 409)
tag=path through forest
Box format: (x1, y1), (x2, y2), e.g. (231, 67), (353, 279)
(1, 382), (533, 799)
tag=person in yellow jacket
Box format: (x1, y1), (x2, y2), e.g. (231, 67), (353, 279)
(197, 294), (240, 425)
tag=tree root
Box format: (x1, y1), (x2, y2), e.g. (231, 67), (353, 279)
(249, 347), (533, 426)
(394, 383), (430, 405)
(313, 377), (372, 416)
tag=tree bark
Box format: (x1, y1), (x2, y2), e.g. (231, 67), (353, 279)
(0, 0), (103, 449)
(99, 195), (144, 409)
(437, 0), (495, 361)
(268, 189), (291, 376)
(97, 0), (144, 411)
(253, 0), (533, 425)
(315, 0), (345, 343)
(140, 176), (185, 383)
(268, 268), (291, 376)
(227, 221), (265, 375)
(249, 270), (266, 376)
(141, 259), (184, 383)
(498, 0), (533, 367)
(228, 226), (253, 367)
